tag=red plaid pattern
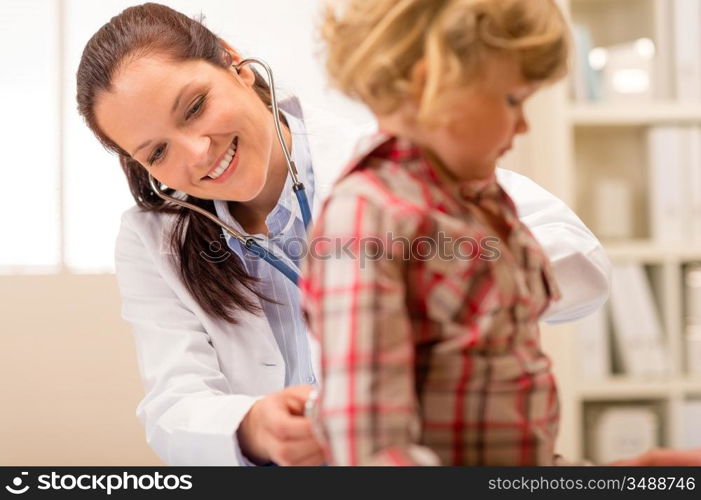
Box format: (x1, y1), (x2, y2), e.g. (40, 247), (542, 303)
(300, 134), (561, 465)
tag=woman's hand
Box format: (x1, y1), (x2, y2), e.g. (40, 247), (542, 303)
(237, 385), (325, 466)
(610, 448), (701, 466)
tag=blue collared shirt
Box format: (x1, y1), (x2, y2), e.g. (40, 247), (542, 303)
(213, 99), (317, 388)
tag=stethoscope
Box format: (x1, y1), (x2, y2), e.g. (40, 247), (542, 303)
(147, 58), (312, 286)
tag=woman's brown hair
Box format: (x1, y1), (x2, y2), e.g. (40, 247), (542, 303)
(76, 2), (272, 323)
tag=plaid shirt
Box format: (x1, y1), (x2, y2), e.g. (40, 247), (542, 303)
(300, 134), (561, 466)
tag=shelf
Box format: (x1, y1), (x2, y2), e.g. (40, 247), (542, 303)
(558, 0), (701, 461)
(576, 377), (672, 400)
(576, 377), (701, 400)
(602, 240), (701, 263)
(569, 102), (701, 126)
(680, 378), (701, 396)
(576, 376), (701, 400)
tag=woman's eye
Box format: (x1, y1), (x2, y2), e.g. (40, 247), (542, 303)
(506, 95), (519, 107)
(148, 145), (166, 165)
(186, 95), (206, 119)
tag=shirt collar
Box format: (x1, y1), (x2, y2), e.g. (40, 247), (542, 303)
(338, 132), (508, 207)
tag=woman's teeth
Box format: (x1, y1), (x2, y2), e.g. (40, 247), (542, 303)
(208, 137), (238, 179)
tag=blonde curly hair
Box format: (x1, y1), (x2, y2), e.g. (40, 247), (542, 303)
(321, 0), (570, 122)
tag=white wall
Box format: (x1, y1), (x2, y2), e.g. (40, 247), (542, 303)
(0, 0), (61, 270)
(0, 274), (161, 465)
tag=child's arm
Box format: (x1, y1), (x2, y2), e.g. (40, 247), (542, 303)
(301, 193), (440, 466)
(496, 168), (612, 324)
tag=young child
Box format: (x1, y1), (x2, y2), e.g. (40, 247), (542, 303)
(301, 0), (570, 465)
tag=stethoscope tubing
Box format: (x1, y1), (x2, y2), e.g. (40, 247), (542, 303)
(294, 184), (313, 230)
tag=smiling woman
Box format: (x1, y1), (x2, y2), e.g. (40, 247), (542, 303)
(77, 3), (284, 320)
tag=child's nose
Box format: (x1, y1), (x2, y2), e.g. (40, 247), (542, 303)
(515, 113), (529, 135)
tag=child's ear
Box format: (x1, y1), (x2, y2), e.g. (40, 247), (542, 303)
(219, 40), (256, 88)
(409, 57), (428, 105)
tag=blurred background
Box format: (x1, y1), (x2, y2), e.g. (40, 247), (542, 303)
(1, 0), (700, 465)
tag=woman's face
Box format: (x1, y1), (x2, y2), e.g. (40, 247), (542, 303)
(94, 53), (276, 202)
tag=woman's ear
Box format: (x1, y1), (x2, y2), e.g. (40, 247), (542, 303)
(219, 40), (256, 87)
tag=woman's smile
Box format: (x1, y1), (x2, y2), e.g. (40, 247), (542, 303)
(202, 136), (240, 184)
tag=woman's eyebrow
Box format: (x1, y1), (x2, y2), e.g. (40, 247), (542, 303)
(171, 80), (196, 114)
(131, 139), (152, 158)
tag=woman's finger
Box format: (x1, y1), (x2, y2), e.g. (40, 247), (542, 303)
(288, 448), (326, 466)
(267, 413), (314, 441)
(273, 435), (325, 466)
(282, 385), (313, 414)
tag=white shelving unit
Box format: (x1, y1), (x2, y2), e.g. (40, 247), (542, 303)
(511, 0), (701, 462)
(570, 103), (701, 126)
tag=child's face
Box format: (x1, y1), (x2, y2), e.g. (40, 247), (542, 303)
(417, 54), (540, 182)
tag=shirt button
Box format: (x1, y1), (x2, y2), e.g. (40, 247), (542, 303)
(307, 375), (316, 384)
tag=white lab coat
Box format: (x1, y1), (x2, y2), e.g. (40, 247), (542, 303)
(115, 120), (612, 466)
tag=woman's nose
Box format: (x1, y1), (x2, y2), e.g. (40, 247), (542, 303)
(180, 134), (211, 171)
